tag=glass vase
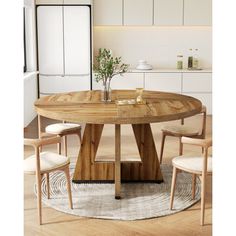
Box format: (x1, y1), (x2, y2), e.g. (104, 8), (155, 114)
(101, 82), (112, 102)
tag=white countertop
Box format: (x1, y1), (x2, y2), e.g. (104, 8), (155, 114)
(128, 68), (212, 73)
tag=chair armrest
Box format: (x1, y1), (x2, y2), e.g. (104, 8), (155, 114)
(181, 137), (212, 148)
(24, 136), (61, 148)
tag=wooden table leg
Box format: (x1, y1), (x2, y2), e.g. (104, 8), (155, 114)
(121, 124), (163, 182)
(72, 124), (114, 182)
(115, 124), (121, 199)
(73, 123), (163, 184)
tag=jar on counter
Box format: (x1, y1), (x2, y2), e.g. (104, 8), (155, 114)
(192, 49), (199, 69)
(176, 55), (183, 69)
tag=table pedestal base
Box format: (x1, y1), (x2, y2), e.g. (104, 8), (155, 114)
(72, 123), (163, 182)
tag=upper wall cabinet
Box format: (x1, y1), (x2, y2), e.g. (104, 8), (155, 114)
(124, 0), (153, 26)
(184, 0), (212, 26)
(36, 0), (63, 4)
(36, 0), (92, 4)
(93, 0), (123, 26)
(154, 0), (183, 26)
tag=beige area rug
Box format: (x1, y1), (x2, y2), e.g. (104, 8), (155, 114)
(35, 164), (200, 220)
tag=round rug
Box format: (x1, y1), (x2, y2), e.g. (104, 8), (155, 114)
(36, 164), (201, 220)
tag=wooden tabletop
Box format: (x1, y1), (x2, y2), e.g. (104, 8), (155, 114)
(34, 90), (202, 124)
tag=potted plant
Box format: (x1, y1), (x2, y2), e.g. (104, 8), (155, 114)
(93, 48), (129, 102)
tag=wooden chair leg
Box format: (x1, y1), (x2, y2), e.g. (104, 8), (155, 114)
(192, 174), (196, 200)
(202, 147), (204, 154)
(160, 133), (166, 164)
(46, 173), (50, 199)
(57, 142), (61, 155)
(36, 173), (42, 225)
(64, 166), (73, 209)
(64, 135), (68, 156)
(170, 166), (178, 210)
(179, 137), (183, 155)
(201, 173), (207, 226)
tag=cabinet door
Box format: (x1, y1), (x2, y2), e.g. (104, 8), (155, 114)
(124, 0), (153, 25)
(184, 93), (212, 114)
(94, 0), (123, 26)
(184, 0), (212, 26)
(37, 6), (64, 75)
(92, 73), (144, 90)
(182, 73), (212, 93)
(110, 73), (144, 89)
(154, 0), (183, 26)
(64, 6), (90, 75)
(145, 73), (182, 93)
(39, 75), (90, 94)
(36, 0), (63, 4)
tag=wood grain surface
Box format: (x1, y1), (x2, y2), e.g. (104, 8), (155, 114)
(34, 90), (202, 124)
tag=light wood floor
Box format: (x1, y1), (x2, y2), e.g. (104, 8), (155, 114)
(24, 115), (212, 236)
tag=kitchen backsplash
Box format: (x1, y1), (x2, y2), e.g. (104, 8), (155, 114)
(93, 26), (212, 69)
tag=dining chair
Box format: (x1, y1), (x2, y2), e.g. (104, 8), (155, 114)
(159, 105), (207, 164)
(24, 136), (73, 225)
(38, 115), (82, 156)
(170, 137), (212, 225)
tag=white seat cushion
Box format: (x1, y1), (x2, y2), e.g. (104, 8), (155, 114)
(162, 124), (200, 136)
(45, 123), (81, 135)
(24, 152), (70, 173)
(172, 155), (212, 173)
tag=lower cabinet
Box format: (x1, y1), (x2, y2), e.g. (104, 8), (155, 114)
(182, 73), (212, 93)
(39, 75), (91, 94)
(92, 72), (144, 90)
(145, 73), (182, 93)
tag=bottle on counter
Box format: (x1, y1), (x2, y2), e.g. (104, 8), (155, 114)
(176, 55), (183, 69)
(188, 48), (193, 69)
(192, 49), (199, 69)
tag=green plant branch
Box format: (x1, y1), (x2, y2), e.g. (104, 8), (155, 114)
(93, 48), (129, 84)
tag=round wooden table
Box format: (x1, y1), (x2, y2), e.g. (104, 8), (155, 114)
(35, 90), (202, 199)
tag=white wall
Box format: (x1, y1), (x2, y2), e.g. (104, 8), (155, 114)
(24, 73), (38, 127)
(24, 0), (38, 128)
(93, 26), (212, 69)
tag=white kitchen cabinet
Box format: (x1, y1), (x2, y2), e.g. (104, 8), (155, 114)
(145, 73), (182, 93)
(111, 73), (144, 89)
(64, 6), (90, 75)
(39, 75), (91, 94)
(37, 6), (64, 75)
(92, 73), (144, 90)
(64, 0), (92, 3)
(37, 6), (91, 93)
(93, 0), (123, 26)
(154, 0), (183, 26)
(124, 0), (153, 25)
(36, 0), (63, 4)
(36, 0), (92, 4)
(37, 6), (91, 76)
(184, 93), (212, 114)
(184, 0), (212, 26)
(183, 73), (212, 93)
